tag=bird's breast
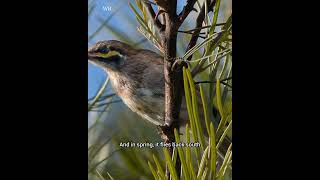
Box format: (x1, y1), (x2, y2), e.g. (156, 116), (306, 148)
(109, 74), (165, 126)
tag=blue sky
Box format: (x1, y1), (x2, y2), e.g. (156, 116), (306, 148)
(87, 0), (231, 139)
(88, 0), (230, 98)
(88, 0), (187, 98)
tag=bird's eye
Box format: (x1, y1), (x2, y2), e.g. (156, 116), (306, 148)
(99, 48), (108, 53)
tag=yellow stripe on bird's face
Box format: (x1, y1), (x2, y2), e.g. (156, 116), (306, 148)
(96, 50), (121, 58)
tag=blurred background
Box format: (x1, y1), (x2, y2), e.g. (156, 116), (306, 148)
(88, 0), (231, 179)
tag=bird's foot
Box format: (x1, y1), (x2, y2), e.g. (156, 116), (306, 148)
(157, 121), (182, 143)
(157, 124), (172, 143)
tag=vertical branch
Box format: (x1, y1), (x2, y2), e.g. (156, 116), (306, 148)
(160, 2), (181, 179)
(145, 0), (197, 179)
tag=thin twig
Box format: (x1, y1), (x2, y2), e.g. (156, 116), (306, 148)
(178, 0), (197, 25)
(143, 1), (164, 30)
(196, 81), (232, 88)
(186, 0), (217, 61)
(196, 76), (232, 83)
(142, 0), (157, 6)
(91, 100), (122, 109)
(88, 149), (121, 173)
(200, 49), (232, 70)
(178, 30), (206, 35)
(179, 23), (225, 34)
(194, 77), (232, 88)
(180, 25), (211, 33)
(88, 93), (116, 102)
(178, 31), (208, 39)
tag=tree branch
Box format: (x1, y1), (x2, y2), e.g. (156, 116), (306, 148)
(186, 0), (217, 61)
(152, 0), (201, 179)
(159, 1), (181, 179)
(152, 0), (195, 179)
(142, 1), (164, 30)
(178, 0), (197, 25)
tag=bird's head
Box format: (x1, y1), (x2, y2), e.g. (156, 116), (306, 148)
(88, 40), (134, 71)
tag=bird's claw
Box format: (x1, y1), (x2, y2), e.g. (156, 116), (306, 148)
(157, 124), (171, 142)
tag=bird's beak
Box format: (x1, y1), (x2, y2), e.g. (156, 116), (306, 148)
(88, 47), (97, 61)
(88, 52), (94, 61)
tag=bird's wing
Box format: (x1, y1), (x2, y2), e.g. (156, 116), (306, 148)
(134, 49), (165, 97)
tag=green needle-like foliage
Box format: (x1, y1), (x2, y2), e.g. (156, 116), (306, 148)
(88, 0), (232, 179)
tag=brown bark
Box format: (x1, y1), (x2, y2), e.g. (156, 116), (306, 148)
(145, 0), (200, 179)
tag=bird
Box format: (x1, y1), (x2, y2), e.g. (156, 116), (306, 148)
(88, 40), (230, 153)
(88, 40), (170, 126)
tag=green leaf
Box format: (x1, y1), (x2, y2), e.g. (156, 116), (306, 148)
(222, 15), (232, 32)
(148, 161), (159, 180)
(174, 128), (190, 180)
(210, 123), (217, 180)
(185, 124), (197, 179)
(216, 115), (231, 142)
(197, 146), (209, 178)
(105, 170), (114, 180)
(204, 0), (209, 28)
(172, 147), (178, 169)
(129, 2), (161, 51)
(88, 135), (113, 162)
(88, 4), (95, 17)
(208, 0), (221, 35)
(183, 31), (223, 60)
(88, 149), (120, 173)
(185, 124), (191, 160)
(183, 68), (195, 138)
(218, 48), (231, 80)
(199, 84), (211, 135)
(215, 79), (224, 118)
(217, 120), (232, 149)
(88, 77), (109, 111)
(199, 50), (232, 74)
(88, 99), (112, 134)
(163, 148), (179, 180)
(135, 0), (143, 11)
(186, 68), (205, 150)
(221, 65), (232, 107)
(95, 169), (106, 180)
(153, 155), (166, 180)
(217, 143), (232, 179)
(183, 67), (201, 166)
(201, 167), (209, 180)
